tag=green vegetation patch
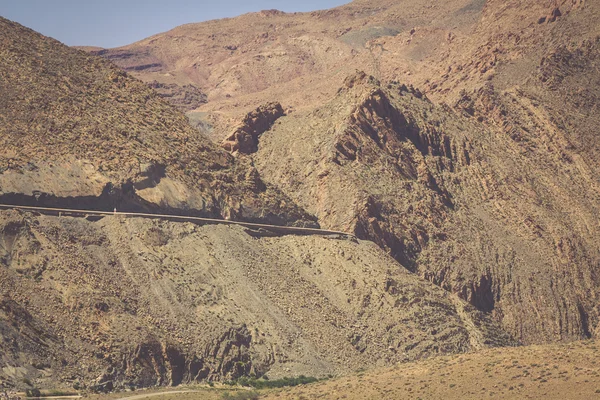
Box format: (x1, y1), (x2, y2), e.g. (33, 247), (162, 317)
(224, 375), (320, 390)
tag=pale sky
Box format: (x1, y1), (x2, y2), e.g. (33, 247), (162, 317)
(0, 0), (349, 48)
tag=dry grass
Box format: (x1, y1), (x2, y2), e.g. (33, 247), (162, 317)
(262, 340), (600, 399)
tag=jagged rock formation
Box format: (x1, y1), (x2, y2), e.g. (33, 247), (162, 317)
(252, 70), (600, 345)
(0, 210), (513, 389)
(221, 102), (284, 154)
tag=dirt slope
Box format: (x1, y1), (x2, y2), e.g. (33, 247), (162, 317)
(2, 0), (600, 393)
(87, 0), (489, 133)
(0, 210), (511, 390)
(90, 1), (591, 131)
(262, 339), (600, 400)
(0, 16), (517, 391)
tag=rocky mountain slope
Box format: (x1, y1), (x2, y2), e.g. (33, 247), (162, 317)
(0, 211), (512, 390)
(89, 0), (600, 346)
(253, 70), (600, 346)
(2, 0), (600, 393)
(0, 17), (312, 226)
(0, 16), (515, 391)
(89, 0), (598, 145)
(78, 340), (600, 400)
(85, 0), (493, 132)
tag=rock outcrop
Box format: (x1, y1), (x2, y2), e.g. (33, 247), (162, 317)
(252, 71), (600, 345)
(222, 103), (285, 154)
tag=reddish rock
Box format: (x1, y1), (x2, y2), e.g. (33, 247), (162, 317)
(221, 102), (285, 154)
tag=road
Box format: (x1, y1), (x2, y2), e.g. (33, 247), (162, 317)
(0, 203), (355, 238)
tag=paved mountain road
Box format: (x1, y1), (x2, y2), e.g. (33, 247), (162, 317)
(0, 203), (356, 239)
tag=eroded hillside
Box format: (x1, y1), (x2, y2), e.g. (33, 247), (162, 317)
(2, 0), (600, 394)
(0, 210), (512, 389)
(251, 70), (600, 345)
(91, 0), (600, 345)
(86, 0), (492, 133)
(0, 17), (312, 227)
(0, 14), (518, 392)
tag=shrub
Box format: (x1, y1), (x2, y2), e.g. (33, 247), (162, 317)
(229, 375), (319, 389)
(25, 389), (41, 398)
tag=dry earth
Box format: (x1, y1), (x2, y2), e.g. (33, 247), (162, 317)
(0, 13), (518, 392)
(262, 339), (600, 400)
(0, 17), (313, 227)
(252, 70), (600, 346)
(90, 0), (600, 345)
(90, 339), (600, 400)
(1, 0), (600, 396)
(0, 210), (511, 390)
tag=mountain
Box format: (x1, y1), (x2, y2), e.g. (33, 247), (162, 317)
(0, 210), (512, 389)
(0, 16), (514, 390)
(88, 0), (600, 346)
(3, 0), (600, 393)
(85, 0), (494, 130)
(0, 17), (312, 226)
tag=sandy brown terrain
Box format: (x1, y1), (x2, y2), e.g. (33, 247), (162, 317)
(90, 0), (594, 135)
(1, 0), (600, 396)
(0, 210), (512, 389)
(88, 0), (600, 347)
(263, 339), (600, 399)
(0, 16), (313, 226)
